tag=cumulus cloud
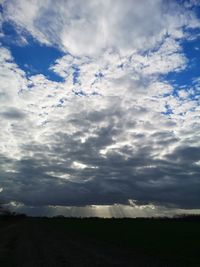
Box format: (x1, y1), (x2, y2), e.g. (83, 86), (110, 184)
(0, 1), (200, 216)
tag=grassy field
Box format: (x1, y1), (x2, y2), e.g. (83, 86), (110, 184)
(0, 216), (200, 266)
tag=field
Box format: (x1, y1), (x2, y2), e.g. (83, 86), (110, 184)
(0, 216), (200, 266)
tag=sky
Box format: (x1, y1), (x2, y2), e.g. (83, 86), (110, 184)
(0, 0), (200, 217)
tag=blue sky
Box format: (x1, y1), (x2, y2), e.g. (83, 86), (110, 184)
(0, 0), (200, 217)
(1, 21), (64, 82)
(166, 37), (200, 85)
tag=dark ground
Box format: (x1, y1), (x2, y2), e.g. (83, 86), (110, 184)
(0, 216), (200, 266)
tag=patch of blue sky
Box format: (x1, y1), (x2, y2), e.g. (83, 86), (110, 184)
(72, 89), (86, 97)
(72, 66), (80, 85)
(1, 21), (64, 82)
(163, 36), (200, 98)
(191, 2), (200, 17)
(162, 104), (174, 116)
(57, 97), (68, 107)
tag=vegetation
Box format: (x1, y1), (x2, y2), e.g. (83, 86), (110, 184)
(0, 214), (200, 266)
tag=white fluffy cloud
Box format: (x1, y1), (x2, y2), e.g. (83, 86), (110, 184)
(0, 1), (200, 216)
(3, 0), (200, 55)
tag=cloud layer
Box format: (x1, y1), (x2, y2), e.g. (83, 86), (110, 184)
(0, 0), (200, 216)
(3, 0), (200, 55)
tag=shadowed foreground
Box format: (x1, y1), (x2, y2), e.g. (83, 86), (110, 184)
(0, 216), (200, 266)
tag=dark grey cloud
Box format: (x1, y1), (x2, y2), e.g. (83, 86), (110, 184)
(0, 105), (200, 213)
(0, 108), (26, 120)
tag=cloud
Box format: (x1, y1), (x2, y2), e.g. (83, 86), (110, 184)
(0, 107), (26, 120)
(0, 1), (200, 216)
(2, 0), (200, 56)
